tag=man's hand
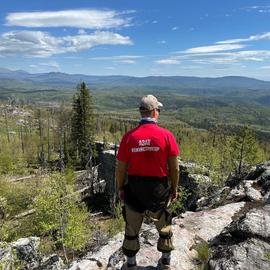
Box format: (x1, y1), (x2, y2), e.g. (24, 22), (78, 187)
(116, 160), (128, 200)
(170, 189), (178, 203)
(168, 156), (179, 204)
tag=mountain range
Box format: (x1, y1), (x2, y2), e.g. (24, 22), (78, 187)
(1, 68), (270, 96)
(1, 68), (270, 138)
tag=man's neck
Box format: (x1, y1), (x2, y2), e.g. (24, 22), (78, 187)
(139, 117), (158, 125)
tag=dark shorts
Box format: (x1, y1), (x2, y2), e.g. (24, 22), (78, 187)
(124, 175), (170, 212)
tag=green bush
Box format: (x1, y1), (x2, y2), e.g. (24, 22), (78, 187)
(169, 187), (189, 216)
(106, 203), (124, 237)
(0, 178), (36, 217)
(32, 173), (91, 261)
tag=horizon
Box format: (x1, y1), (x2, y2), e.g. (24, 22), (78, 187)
(1, 66), (270, 82)
(1, 1), (270, 80)
(0, 67), (270, 82)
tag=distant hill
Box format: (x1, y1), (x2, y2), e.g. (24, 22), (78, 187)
(1, 68), (270, 96)
(1, 68), (270, 139)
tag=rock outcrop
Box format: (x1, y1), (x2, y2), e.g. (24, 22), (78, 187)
(0, 237), (63, 270)
(69, 202), (245, 270)
(69, 161), (270, 270)
(1, 161), (270, 270)
(209, 205), (270, 270)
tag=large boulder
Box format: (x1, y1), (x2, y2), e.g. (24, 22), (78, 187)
(200, 161), (270, 209)
(0, 237), (63, 270)
(12, 237), (41, 268)
(179, 161), (219, 211)
(209, 205), (270, 270)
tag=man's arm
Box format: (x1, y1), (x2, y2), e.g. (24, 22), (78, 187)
(168, 156), (180, 202)
(116, 160), (128, 201)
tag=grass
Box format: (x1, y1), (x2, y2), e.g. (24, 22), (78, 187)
(195, 241), (210, 270)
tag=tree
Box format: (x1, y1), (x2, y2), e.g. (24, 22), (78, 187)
(70, 82), (95, 168)
(229, 125), (259, 176)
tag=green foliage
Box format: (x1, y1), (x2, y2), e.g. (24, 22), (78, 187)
(0, 178), (36, 217)
(264, 253), (270, 261)
(169, 187), (189, 216)
(70, 82), (95, 168)
(195, 241), (210, 270)
(0, 220), (10, 242)
(0, 248), (26, 270)
(32, 173), (90, 257)
(107, 203), (124, 237)
(229, 125), (261, 176)
(63, 204), (89, 251)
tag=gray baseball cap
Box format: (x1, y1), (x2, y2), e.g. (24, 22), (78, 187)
(139, 94), (163, 111)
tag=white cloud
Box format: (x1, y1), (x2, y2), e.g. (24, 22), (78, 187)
(245, 5), (270, 13)
(183, 44), (245, 54)
(5, 9), (133, 29)
(217, 32), (270, 44)
(155, 59), (180, 65)
(152, 20), (158, 24)
(0, 30), (132, 57)
(172, 26), (179, 31)
(117, 60), (136, 64)
(89, 55), (141, 64)
(90, 55), (141, 60)
(185, 50), (270, 64)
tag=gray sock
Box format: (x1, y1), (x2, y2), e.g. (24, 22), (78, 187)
(161, 252), (171, 264)
(127, 256), (136, 266)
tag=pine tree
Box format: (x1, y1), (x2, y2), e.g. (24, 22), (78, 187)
(70, 82), (95, 168)
(229, 125), (259, 176)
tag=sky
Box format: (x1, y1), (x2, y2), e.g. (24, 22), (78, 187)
(1, 0), (270, 80)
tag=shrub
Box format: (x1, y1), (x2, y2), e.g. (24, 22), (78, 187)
(0, 178), (36, 217)
(32, 173), (91, 262)
(169, 187), (189, 216)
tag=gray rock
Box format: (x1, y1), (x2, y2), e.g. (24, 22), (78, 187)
(265, 192), (270, 204)
(197, 187), (231, 210)
(209, 238), (270, 270)
(243, 181), (262, 201)
(0, 243), (12, 264)
(257, 170), (270, 195)
(229, 205), (270, 239)
(40, 254), (63, 270)
(209, 205), (270, 270)
(226, 184), (246, 202)
(12, 237), (41, 269)
(68, 202), (245, 270)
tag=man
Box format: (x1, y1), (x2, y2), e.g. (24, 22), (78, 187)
(116, 95), (180, 270)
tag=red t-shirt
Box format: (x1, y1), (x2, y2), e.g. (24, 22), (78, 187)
(117, 123), (179, 177)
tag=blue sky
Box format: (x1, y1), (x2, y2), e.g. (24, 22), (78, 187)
(1, 0), (270, 79)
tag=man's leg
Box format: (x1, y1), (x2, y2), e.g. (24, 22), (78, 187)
(153, 209), (173, 269)
(122, 205), (144, 268)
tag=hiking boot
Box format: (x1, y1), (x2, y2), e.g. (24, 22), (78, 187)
(121, 262), (137, 270)
(158, 258), (171, 270)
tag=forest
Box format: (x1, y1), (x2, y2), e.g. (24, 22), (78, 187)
(0, 81), (269, 267)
